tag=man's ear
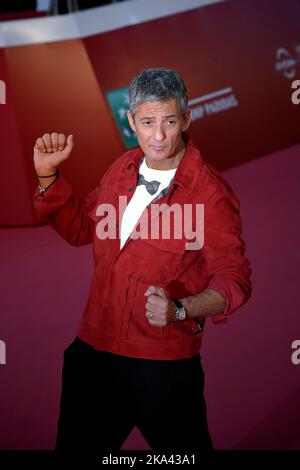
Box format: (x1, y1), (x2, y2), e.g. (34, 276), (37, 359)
(127, 111), (136, 132)
(182, 109), (192, 131)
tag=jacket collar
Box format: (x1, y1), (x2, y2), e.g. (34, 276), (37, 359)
(125, 134), (204, 194)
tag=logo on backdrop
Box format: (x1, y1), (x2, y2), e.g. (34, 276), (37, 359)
(291, 79), (300, 104)
(0, 80), (6, 104)
(106, 87), (138, 149)
(188, 86), (239, 122)
(275, 45), (300, 80)
(291, 340), (300, 365)
(0, 340), (6, 365)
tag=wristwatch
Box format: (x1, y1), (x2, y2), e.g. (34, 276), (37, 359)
(173, 299), (187, 321)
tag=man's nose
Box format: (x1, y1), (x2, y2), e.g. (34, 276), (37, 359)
(153, 124), (166, 141)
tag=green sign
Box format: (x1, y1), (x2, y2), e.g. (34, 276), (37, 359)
(106, 87), (138, 148)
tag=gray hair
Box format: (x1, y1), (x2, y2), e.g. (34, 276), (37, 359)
(128, 67), (188, 118)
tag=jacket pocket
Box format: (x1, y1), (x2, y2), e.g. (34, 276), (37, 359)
(123, 276), (185, 343)
(123, 276), (166, 340)
(128, 236), (186, 285)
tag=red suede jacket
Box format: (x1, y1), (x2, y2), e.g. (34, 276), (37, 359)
(33, 137), (251, 360)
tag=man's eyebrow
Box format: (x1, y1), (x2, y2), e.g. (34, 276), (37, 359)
(139, 114), (178, 120)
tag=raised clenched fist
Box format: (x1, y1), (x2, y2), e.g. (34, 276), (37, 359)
(33, 132), (74, 177)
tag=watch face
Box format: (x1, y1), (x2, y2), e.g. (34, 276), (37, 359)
(174, 300), (186, 321)
(177, 307), (186, 321)
(173, 299), (186, 321)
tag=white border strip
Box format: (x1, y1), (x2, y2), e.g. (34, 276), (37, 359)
(0, 0), (225, 48)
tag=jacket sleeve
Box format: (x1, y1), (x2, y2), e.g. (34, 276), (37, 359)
(201, 188), (252, 324)
(33, 175), (101, 247)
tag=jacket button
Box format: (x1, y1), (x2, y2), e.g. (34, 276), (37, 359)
(129, 187), (133, 192)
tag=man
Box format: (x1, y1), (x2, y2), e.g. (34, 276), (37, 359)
(33, 68), (251, 451)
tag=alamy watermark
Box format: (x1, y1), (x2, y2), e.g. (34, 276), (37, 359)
(291, 80), (300, 105)
(0, 80), (6, 104)
(0, 340), (6, 365)
(291, 340), (300, 365)
(96, 197), (204, 250)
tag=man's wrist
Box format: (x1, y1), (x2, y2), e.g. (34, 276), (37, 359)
(38, 170), (59, 194)
(177, 296), (205, 320)
(172, 298), (205, 334)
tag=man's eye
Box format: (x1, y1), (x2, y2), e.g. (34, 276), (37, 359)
(167, 120), (176, 126)
(142, 121), (151, 126)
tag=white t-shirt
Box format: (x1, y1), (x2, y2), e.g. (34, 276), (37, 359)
(120, 157), (177, 249)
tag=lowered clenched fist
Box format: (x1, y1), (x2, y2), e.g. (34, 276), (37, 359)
(33, 132), (74, 176)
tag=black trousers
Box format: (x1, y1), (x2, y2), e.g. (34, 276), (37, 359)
(55, 337), (214, 452)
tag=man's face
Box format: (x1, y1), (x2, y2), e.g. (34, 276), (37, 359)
(127, 98), (191, 169)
